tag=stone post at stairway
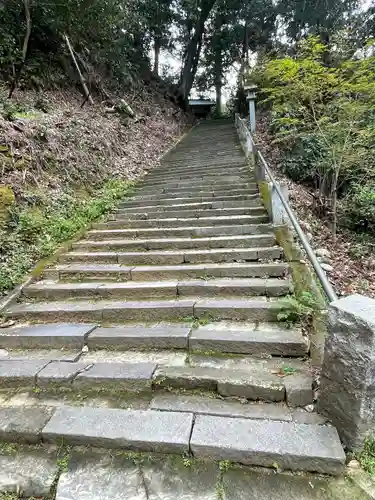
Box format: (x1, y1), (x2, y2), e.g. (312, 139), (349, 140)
(318, 294), (375, 450)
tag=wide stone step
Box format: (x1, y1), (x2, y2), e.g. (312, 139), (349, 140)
(87, 322), (305, 355)
(122, 199), (263, 212)
(59, 246), (282, 265)
(74, 234), (276, 251)
(0, 321), (305, 356)
(85, 223), (273, 240)
(113, 207), (265, 220)
(131, 188), (258, 202)
(137, 183), (257, 196)
(141, 175), (252, 187)
(145, 165), (249, 179)
(93, 215), (269, 230)
(0, 405), (343, 474)
(6, 298), (281, 322)
(119, 193), (259, 207)
(24, 277), (291, 301)
(150, 394), (296, 421)
(44, 262), (288, 281)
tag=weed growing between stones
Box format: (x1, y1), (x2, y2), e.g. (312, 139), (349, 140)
(357, 437), (375, 476)
(216, 460), (234, 499)
(181, 315), (219, 328)
(0, 442), (18, 455)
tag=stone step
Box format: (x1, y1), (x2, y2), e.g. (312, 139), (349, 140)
(85, 223), (273, 240)
(6, 298), (281, 322)
(0, 359), (157, 392)
(137, 183), (257, 196)
(0, 353), (312, 405)
(131, 188), (258, 202)
(75, 234), (276, 252)
(161, 157), (245, 166)
(189, 322), (307, 355)
(118, 193), (259, 208)
(153, 361), (312, 404)
(113, 207), (265, 220)
(150, 394), (306, 421)
(93, 215), (269, 230)
(24, 277), (291, 301)
(44, 262), (288, 281)
(0, 321), (304, 356)
(0, 405), (343, 474)
(122, 199), (263, 212)
(190, 415), (345, 474)
(145, 165), (249, 179)
(59, 246), (283, 265)
(140, 176), (254, 187)
(86, 321), (304, 354)
(141, 175), (252, 187)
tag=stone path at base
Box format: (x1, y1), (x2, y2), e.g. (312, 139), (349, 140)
(0, 120), (348, 498)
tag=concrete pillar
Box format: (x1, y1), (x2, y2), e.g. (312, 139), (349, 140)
(249, 98), (256, 133)
(270, 182), (289, 226)
(318, 294), (375, 450)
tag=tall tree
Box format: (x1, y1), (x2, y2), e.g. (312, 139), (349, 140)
(176, 0), (217, 101)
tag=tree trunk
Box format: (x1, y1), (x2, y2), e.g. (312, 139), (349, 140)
(8, 0), (31, 98)
(214, 11), (223, 115)
(178, 0), (217, 101)
(154, 37), (161, 76)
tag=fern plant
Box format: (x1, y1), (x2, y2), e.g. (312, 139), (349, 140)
(277, 291), (319, 324)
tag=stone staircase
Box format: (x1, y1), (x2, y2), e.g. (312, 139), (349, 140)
(0, 120), (348, 499)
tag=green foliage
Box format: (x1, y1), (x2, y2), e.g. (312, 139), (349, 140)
(0, 179), (134, 296)
(358, 437), (375, 476)
(251, 35), (375, 234)
(277, 291), (319, 324)
(341, 183), (375, 232)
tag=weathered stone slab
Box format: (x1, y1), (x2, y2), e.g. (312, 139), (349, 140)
(217, 370), (286, 402)
(142, 457), (219, 500)
(6, 301), (104, 322)
(150, 394), (293, 421)
(222, 468), (346, 500)
(318, 294), (375, 450)
(87, 324), (190, 350)
(55, 455), (147, 500)
(0, 323), (96, 349)
(190, 415), (346, 474)
(42, 406), (193, 452)
(0, 450), (59, 497)
(0, 359), (51, 387)
(153, 366), (218, 391)
(194, 299), (279, 322)
(189, 324), (307, 356)
(292, 409), (328, 425)
(8, 349), (82, 362)
(284, 374), (313, 407)
(0, 406), (54, 443)
(74, 362), (157, 392)
(36, 361), (91, 387)
(102, 300), (195, 321)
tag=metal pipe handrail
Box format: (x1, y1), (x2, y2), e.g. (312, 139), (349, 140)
(235, 115), (337, 303)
